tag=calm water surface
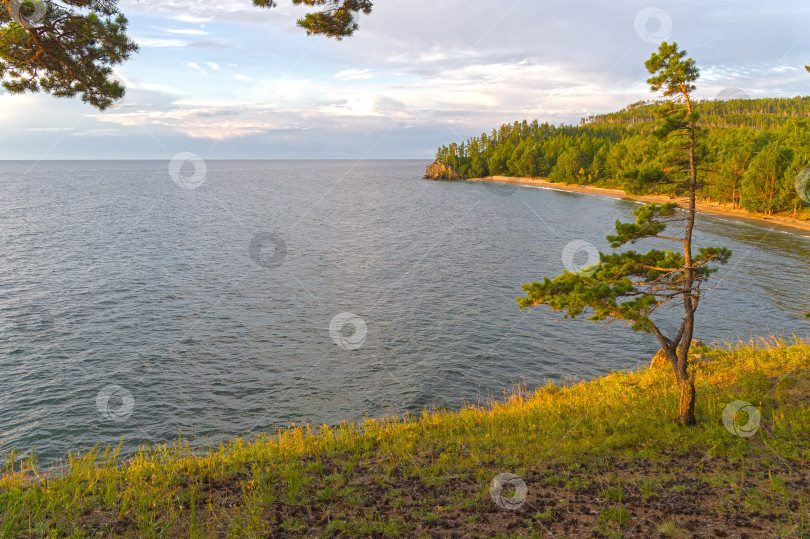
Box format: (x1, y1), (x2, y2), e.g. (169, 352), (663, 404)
(1, 160), (808, 463)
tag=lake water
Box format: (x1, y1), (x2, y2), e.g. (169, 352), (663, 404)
(1, 160), (808, 463)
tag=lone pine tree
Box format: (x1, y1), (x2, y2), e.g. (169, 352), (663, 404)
(517, 42), (731, 425)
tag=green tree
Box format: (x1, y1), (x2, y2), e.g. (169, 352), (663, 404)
(740, 144), (790, 215)
(707, 129), (756, 208)
(549, 146), (587, 184)
(255, 0), (372, 39)
(486, 144), (510, 176)
(517, 42), (731, 425)
(782, 151), (809, 215)
(1, 0), (138, 109)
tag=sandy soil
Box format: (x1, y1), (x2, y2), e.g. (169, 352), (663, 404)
(468, 176), (810, 238)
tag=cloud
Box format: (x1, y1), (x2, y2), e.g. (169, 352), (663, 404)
(27, 127), (75, 132)
(173, 14), (211, 23)
(319, 95), (380, 116)
(72, 129), (125, 137)
(188, 62), (208, 74)
(135, 37), (188, 48)
(155, 26), (209, 35)
(334, 68), (374, 81)
(186, 40), (233, 49)
(8, 0), (810, 159)
(94, 104), (294, 140)
(121, 0), (299, 26)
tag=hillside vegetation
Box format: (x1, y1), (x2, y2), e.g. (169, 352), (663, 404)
(434, 97), (810, 218)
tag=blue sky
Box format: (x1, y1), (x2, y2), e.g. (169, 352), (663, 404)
(2, 0), (809, 159)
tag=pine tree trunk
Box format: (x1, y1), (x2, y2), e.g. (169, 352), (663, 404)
(678, 377), (696, 425)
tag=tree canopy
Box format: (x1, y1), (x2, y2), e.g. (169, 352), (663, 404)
(254, 0), (372, 40)
(1, 0), (373, 109)
(433, 97), (810, 217)
(0, 0), (137, 109)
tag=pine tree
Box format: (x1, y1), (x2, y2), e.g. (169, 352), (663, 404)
(254, 0), (373, 39)
(517, 42), (731, 425)
(1, 0), (138, 109)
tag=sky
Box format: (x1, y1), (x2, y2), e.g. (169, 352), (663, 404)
(1, 0), (809, 160)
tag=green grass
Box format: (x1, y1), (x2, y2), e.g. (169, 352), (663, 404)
(1, 337), (808, 537)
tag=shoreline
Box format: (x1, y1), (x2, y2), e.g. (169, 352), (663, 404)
(468, 175), (810, 237)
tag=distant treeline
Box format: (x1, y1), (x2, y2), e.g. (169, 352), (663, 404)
(434, 97), (810, 215)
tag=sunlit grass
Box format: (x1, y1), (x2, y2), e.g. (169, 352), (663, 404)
(1, 337), (808, 536)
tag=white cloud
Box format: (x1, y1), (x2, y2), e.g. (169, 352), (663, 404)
(155, 26), (209, 35)
(72, 129), (125, 137)
(135, 37), (188, 48)
(334, 68), (374, 81)
(94, 105), (290, 140)
(172, 14), (211, 23)
(319, 95), (379, 117)
(9, 0), (810, 158)
(27, 127), (75, 132)
(188, 62), (208, 74)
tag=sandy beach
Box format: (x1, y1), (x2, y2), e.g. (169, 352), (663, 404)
(469, 176), (810, 238)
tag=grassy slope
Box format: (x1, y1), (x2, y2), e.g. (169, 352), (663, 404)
(1, 339), (809, 538)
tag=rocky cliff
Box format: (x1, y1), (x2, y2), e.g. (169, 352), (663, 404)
(423, 161), (465, 181)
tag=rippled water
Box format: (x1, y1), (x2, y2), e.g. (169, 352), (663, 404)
(1, 160), (808, 463)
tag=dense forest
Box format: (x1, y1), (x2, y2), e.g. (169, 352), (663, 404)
(434, 96), (810, 216)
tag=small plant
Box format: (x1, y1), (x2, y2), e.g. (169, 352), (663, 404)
(315, 486), (340, 504)
(600, 506), (631, 526)
(534, 510), (554, 522)
(602, 485), (623, 502)
(280, 517), (303, 532)
(545, 474), (562, 486)
(656, 517), (685, 537)
(565, 476), (588, 492)
(636, 478), (661, 499)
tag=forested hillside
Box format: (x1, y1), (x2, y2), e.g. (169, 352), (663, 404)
(434, 97), (810, 216)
